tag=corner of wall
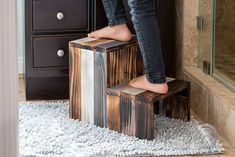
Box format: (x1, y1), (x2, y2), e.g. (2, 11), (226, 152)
(175, 0), (199, 79)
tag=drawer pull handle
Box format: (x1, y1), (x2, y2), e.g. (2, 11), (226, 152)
(57, 49), (65, 57)
(57, 12), (64, 20)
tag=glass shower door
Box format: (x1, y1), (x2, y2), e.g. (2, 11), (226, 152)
(213, 0), (235, 91)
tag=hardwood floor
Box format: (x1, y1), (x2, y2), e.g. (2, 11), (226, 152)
(18, 75), (235, 157)
(18, 75), (26, 102)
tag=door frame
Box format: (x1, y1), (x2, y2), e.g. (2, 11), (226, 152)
(0, 0), (19, 156)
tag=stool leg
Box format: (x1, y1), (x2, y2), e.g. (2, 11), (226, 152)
(107, 95), (154, 140)
(169, 89), (190, 121)
(153, 101), (159, 115)
(106, 94), (121, 132)
(159, 99), (167, 117)
(178, 83), (190, 121)
(135, 101), (154, 140)
(69, 47), (81, 120)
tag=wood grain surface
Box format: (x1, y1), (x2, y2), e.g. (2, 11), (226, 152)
(69, 46), (81, 119)
(69, 37), (144, 127)
(106, 79), (190, 139)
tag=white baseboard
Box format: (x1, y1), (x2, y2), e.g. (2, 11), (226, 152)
(18, 56), (25, 74)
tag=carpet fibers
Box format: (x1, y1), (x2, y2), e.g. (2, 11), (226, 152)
(19, 101), (224, 157)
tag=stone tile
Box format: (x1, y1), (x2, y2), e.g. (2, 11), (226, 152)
(182, 0), (199, 68)
(187, 76), (208, 121)
(183, 68), (235, 150)
(175, 0), (235, 154)
(184, 67), (214, 88)
(226, 108), (235, 148)
(185, 68), (235, 105)
(175, 0), (199, 78)
(207, 93), (216, 126)
(225, 96), (235, 110)
(213, 97), (229, 139)
(184, 68), (235, 102)
(206, 81), (234, 99)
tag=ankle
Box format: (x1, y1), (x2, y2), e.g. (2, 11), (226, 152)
(111, 24), (132, 40)
(122, 31), (132, 41)
(161, 84), (168, 94)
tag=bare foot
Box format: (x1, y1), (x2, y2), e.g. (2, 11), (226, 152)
(129, 75), (169, 94)
(87, 24), (132, 42)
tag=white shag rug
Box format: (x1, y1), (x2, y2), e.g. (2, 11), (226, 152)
(19, 101), (224, 157)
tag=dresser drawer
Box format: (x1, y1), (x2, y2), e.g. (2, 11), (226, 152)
(32, 0), (90, 31)
(33, 35), (85, 68)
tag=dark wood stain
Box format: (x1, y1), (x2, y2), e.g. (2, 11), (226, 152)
(33, 35), (82, 68)
(69, 47), (81, 119)
(106, 95), (121, 132)
(106, 79), (190, 140)
(107, 43), (143, 87)
(136, 80), (190, 103)
(69, 37), (144, 121)
(26, 77), (69, 100)
(32, 0), (90, 32)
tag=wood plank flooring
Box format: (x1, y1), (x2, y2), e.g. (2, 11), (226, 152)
(18, 75), (26, 102)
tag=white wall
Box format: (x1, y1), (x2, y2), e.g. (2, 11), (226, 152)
(0, 0), (19, 156)
(17, 0), (25, 74)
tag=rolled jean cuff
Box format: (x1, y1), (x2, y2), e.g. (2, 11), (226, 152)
(146, 74), (166, 84)
(108, 18), (128, 27)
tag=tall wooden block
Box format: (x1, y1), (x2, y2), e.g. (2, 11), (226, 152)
(106, 79), (190, 140)
(69, 37), (143, 127)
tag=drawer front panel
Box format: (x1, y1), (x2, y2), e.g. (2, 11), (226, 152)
(33, 35), (84, 68)
(32, 0), (89, 31)
(26, 77), (69, 100)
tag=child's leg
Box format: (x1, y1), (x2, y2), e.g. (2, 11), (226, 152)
(88, 0), (132, 41)
(102, 0), (128, 26)
(128, 0), (168, 94)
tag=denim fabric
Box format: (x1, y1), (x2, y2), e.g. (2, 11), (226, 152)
(102, 0), (166, 84)
(102, 0), (128, 26)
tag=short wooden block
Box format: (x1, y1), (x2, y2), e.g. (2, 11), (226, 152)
(69, 37), (143, 127)
(106, 79), (190, 140)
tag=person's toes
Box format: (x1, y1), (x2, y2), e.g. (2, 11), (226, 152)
(88, 32), (96, 37)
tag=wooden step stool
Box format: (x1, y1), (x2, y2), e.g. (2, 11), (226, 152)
(106, 79), (190, 140)
(69, 36), (144, 127)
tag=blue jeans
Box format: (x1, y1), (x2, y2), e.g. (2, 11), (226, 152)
(102, 0), (166, 84)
